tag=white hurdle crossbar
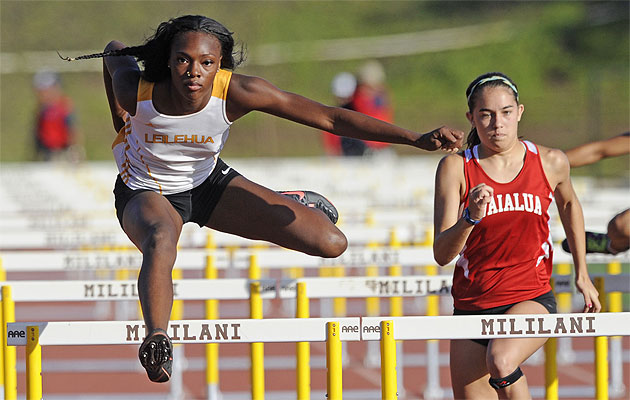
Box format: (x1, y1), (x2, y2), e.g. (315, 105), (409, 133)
(7, 313), (629, 400)
(5, 278), (279, 302)
(361, 313), (630, 341)
(8, 318), (361, 400)
(7, 318), (362, 346)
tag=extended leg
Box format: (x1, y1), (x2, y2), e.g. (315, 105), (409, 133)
(206, 176), (347, 257)
(122, 191), (183, 331)
(121, 191), (182, 383)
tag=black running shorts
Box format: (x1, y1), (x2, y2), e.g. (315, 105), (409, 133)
(113, 158), (241, 228)
(453, 290), (557, 347)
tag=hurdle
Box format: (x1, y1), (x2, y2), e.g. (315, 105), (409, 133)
(7, 313), (629, 400)
(284, 273), (452, 398)
(363, 312), (630, 400)
(0, 277), (279, 400)
(1, 246), (627, 397)
(8, 318), (361, 400)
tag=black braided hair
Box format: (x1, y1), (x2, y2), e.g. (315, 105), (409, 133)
(58, 46), (146, 61)
(60, 15), (246, 82)
(464, 72), (519, 149)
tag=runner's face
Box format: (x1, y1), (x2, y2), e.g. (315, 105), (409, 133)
(466, 86), (524, 150)
(168, 31), (223, 102)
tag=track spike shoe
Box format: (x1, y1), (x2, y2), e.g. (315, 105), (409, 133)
(139, 328), (173, 383)
(279, 190), (339, 224)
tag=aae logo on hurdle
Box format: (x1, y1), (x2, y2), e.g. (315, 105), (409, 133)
(361, 313), (630, 340)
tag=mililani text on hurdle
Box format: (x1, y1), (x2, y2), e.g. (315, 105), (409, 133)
(6, 313), (630, 400)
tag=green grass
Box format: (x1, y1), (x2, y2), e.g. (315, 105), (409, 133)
(1, 1), (628, 178)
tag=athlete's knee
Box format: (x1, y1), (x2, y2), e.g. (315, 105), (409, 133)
(488, 367), (523, 390)
(317, 228), (348, 258)
(486, 351), (521, 379)
(140, 223), (179, 256)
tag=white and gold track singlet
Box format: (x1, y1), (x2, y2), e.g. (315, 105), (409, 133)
(112, 70), (233, 195)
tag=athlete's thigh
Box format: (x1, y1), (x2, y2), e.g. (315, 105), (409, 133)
(121, 191), (183, 251)
(205, 175), (343, 252)
(487, 300), (549, 367)
(450, 339), (497, 400)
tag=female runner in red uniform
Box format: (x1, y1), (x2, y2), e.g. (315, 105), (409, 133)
(433, 72), (601, 399)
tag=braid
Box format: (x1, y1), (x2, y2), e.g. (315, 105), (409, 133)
(60, 16), (245, 82)
(58, 45), (147, 62)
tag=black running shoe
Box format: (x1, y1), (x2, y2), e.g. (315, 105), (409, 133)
(279, 190), (339, 224)
(139, 328), (173, 383)
(561, 231), (611, 254)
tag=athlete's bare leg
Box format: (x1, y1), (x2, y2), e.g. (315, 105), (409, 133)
(121, 192), (183, 332)
(487, 300), (549, 399)
(608, 209), (630, 253)
(450, 339), (498, 400)
(206, 176), (347, 257)
(450, 300), (549, 399)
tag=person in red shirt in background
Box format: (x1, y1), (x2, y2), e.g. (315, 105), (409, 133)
(321, 72), (361, 155)
(33, 70), (83, 161)
(322, 61), (395, 157)
(352, 60), (394, 154)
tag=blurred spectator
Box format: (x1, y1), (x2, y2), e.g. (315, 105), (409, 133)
(33, 70), (83, 161)
(322, 61), (396, 157)
(352, 60), (394, 154)
(321, 72), (370, 156)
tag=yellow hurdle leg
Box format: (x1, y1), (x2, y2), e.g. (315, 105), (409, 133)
(0, 263), (6, 395)
(205, 255), (219, 400)
(595, 336), (608, 400)
(544, 337), (558, 400)
(544, 277), (558, 400)
(380, 320), (397, 400)
(2, 286), (16, 400)
(26, 326), (42, 400)
(326, 321), (342, 400)
(249, 255), (265, 400)
(296, 282), (310, 400)
(594, 277), (608, 400)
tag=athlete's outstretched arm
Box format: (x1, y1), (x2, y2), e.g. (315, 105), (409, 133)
(226, 73), (464, 152)
(565, 132), (630, 168)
